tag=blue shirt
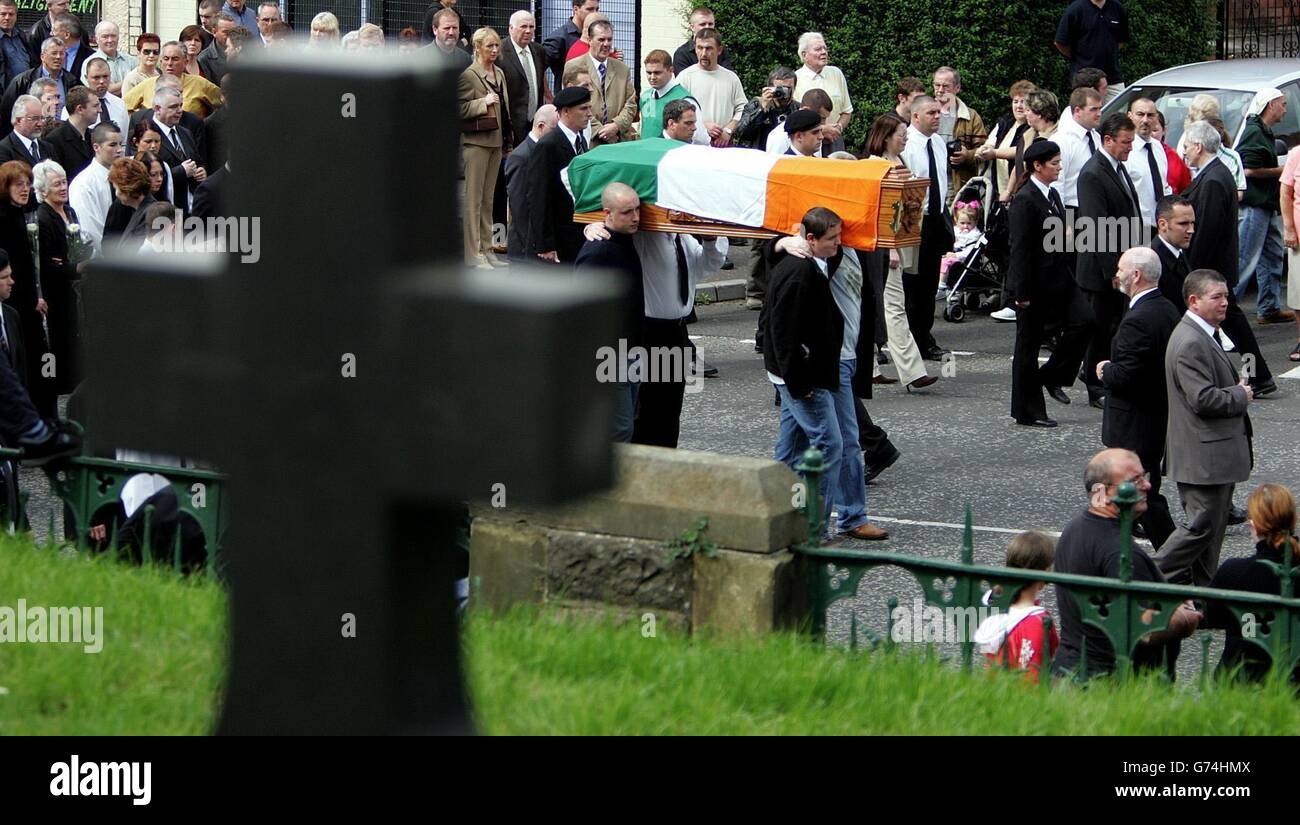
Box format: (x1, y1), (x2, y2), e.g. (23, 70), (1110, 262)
(62, 40), (80, 73)
(0, 28), (29, 85)
(39, 66), (64, 101)
(222, 2), (259, 32)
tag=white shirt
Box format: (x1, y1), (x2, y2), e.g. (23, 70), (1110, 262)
(765, 127), (822, 157)
(68, 160), (112, 249)
(14, 131), (40, 160)
(1053, 115), (1099, 206)
(1158, 235), (1184, 260)
(556, 120), (590, 154)
(901, 125), (949, 213)
(635, 232), (728, 319)
(1129, 286), (1159, 308)
(1125, 133), (1171, 226)
(62, 92), (129, 139)
(512, 38), (538, 118)
(1030, 175), (1054, 204)
(1185, 309), (1235, 351)
(676, 63), (746, 127)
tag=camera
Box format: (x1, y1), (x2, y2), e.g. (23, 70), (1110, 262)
(946, 138), (964, 155)
(772, 85), (791, 102)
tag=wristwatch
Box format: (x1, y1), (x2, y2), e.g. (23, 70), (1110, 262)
(723, 127), (733, 136)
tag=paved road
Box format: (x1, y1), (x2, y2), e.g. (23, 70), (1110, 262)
(678, 288), (1300, 677)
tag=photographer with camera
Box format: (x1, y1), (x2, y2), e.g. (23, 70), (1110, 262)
(733, 66), (797, 149)
(932, 66), (986, 208)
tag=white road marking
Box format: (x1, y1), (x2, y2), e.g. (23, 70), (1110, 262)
(869, 515), (1058, 537)
(1280, 365), (1300, 380)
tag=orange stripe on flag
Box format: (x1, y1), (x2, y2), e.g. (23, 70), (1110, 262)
(762, 157), (891, 250)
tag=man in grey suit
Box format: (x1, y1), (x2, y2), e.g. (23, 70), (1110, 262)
(504, 103), (556, 261)
(1156, 268), (1254, 586)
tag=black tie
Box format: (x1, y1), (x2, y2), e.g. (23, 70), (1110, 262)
(29, 139), (38, 161)
(1145, 142), (1162, 206)
(925, 139), (941, 217)
(170, 129), (186, 159)
(1048, 187), (1064, 217)
(1177, 253), (1190, 281)
(674, 233), (690, 307)
(1085, 131), (1096, 156)
(574, 132), (587, 155)
(98, 101), (111, 125)
(1117, 161), (1140, 215)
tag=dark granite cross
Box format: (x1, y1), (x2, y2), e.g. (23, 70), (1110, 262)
(79, 52), (625, 734)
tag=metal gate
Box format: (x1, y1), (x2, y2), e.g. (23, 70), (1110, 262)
(1217, 0), (1300, 59)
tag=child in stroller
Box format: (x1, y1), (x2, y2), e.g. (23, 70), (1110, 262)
(939, 177), (1011, 322)
(937, 201), (984, 300)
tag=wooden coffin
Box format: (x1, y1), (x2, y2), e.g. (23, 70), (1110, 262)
(575, 175), (929, 249)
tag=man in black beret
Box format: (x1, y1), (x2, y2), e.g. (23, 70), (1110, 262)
(784, 107), (824, 157)
(527, 86), (593, 263)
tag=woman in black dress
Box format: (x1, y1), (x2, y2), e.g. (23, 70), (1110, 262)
(0, 161), (44, 404)
(32, 160), (84, 415)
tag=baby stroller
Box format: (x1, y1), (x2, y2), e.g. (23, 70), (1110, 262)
(942, 176), (1010, 322)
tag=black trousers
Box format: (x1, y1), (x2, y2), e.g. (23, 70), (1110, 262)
(1220, 294), (1274, 385)
(1137, 447), (1176, 550)
(631, 318), (691, 448)
(1081, 287), (1125, 391)
(903, 216), (950, 353)
(1010, 286), (1093, 422)
(853, 396), (892, 459)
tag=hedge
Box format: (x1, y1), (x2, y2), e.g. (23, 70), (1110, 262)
(701, 0), (1216, 149)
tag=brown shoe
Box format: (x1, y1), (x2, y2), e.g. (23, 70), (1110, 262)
(1259, 310), (1296, 324)
(873, 374), (899, 385)
(842, 523), (889, 541)
(907, 375), (938, 391)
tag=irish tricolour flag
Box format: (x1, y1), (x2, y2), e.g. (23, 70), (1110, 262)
(563, 138), (892, 250)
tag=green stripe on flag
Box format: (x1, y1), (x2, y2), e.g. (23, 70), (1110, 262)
(566, 138), (681, 213)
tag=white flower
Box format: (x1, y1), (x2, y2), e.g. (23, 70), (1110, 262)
(25, 223), (36, 236)
(67, 223), (80, 235)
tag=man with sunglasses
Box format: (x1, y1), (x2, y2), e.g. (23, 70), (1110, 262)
(1054, 448), (1201, 681)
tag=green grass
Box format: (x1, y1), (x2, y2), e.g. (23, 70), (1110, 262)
(3, 536), (1300, 735)
(0, 536), (226, 735)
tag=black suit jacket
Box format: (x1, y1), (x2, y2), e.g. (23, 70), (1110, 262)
(1075, 149), (1141, 291)
(498, 40), (545, 148)
(44, 120), (92, 180)
(196, 39), (227, 82)
(1150, 237), (1190, 311)
(762, 253), (843, 398)
(130, 108), (206, 164)
(0, 132), (49, 211)
(573, 231), (642, 349)
(504, 134), (536, 258)
(149, 118), (201, 214)
(202, 105), (228, 169)
(526, 126), (583, 261)
(0, 66), (83, 138)
(1183, 157), (1239, 287)
(1007, 181), (1072, 303)
(26, 16), (51, 64)
(192, 166), (227, 219)
(1100, 289), (1181, 458)
(1, 301), (25, 386)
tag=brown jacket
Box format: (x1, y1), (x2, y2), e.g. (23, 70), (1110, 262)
(564, 53), (637, 144)
(946, 97), (986, 205)
(458, 62), (512, 150)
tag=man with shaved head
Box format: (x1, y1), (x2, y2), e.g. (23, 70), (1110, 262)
(1053, 448), (1201, 680)
(575, 181), (645, 442)
(1097, 246), (1181, 547)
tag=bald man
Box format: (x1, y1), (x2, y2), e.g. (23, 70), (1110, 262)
(1097, 246), (1181, 547)
(504, 103), (557, 261)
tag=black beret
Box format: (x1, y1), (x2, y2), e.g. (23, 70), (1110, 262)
(554, 86), (591, 109)
(1023, 139), (1060, 165)
(785, 108), (822, 134)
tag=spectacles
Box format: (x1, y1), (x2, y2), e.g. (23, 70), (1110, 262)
(1110, 472), (1151, 487)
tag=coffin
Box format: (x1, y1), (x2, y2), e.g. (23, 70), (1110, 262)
(566, 139), (928, 250)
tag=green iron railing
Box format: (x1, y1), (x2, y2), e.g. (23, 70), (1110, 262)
(792, 447), (1300, 681)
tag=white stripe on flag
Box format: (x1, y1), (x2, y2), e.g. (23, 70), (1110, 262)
(653, 145), (779, 229)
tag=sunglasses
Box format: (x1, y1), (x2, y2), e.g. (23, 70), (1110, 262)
(141, 48), (159, 55)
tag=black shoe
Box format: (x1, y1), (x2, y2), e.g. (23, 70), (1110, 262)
(922, 346), (948, 361)
(699, 358), (719, 378)
(1015, 417), (1058, 428)
(1131, 521), (1148, 540)
(1252, 379), (1278, 397)
(720, 260), (735, 270)
(18, 420), (82, 466)
(876, 350), (889, 366)
(1046, 386), (1071, 405)
(1228, 504), (1247, 526)
(865, 445), (901, 483)
(906, 375), (938, 391)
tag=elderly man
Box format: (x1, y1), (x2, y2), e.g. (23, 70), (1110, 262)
(148, 86), (206, 213)
(1123, 96), (1171, 232)
(575, 182), (645, 443)
(82, 20), (137, 97)
(255, 2), (281, 46)
(1236, 88), (1293, 324)
(68, 122), (124, 249)
(1097, 246), (1181, 548)
(1151, 194), (1194, 310)
(198, 13), (235, 81)
(1054, 448), (1199, 680)
(504, 103), (556, 262)
(793, 32), (850, 152)
(671, 6), (734, 73)
(563, 19), (634, 146)
(124, 41), (223, 116)
(423, 8), (470, 70)
(675, 27), (744, 148)
(640, 54), (707, 144)
(1182, 119), (1277, 397)
(0, 36), (81, 138)
(542, 0), (598, 94)
(1156, 269), (1255, 586)
(0, 96), (51, 208)
(79, 57), (129, 137)
(900, 94), (952, 361)
(499, 11), (548, 149)
(932, 66), (985, 205)
(734, 66), (797, 150)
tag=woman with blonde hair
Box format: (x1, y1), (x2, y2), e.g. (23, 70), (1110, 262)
(1205, 483), (1300, 682)
(458, 27), (512, 269)
(1176, 93), (1220, 154)
(308, 12), (340, 45)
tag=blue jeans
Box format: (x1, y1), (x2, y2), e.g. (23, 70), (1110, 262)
(1236, 206), (1284, 317)
(612, 367), (640, 443)
(774, 360), (867, 536)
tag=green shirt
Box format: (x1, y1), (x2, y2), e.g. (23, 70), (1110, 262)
(1238, 114), (1282, 212)
(639, 82), (693, 141)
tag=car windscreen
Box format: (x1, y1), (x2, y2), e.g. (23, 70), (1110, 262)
(1105, 85), (1255, 149)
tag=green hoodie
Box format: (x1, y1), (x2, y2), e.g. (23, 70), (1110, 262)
(1238, 114), (1281, 212)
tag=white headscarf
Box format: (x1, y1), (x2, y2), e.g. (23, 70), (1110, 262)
(1248, 87), (1284, 118)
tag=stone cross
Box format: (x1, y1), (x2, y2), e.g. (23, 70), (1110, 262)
(79, 52), (626, 734)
